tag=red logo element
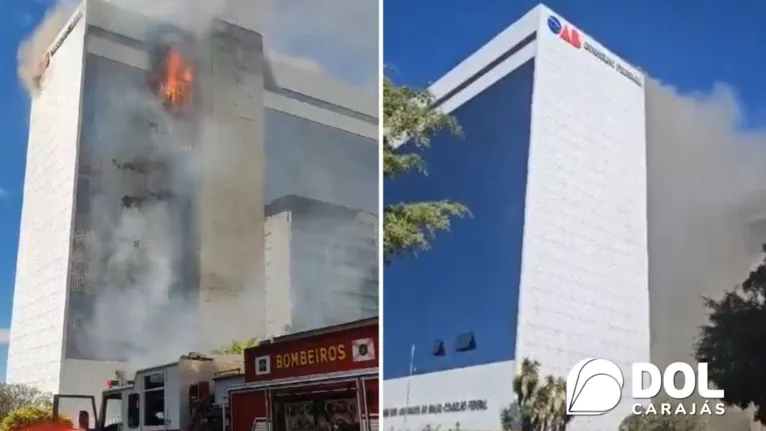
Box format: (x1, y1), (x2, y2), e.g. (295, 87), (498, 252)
(547, 16), (582, 49)
(560, 25), (582, 49)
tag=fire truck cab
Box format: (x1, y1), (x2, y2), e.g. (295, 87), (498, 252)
(229, 318), (379, 431)
(55, 353), (244, 431)
(54, 318), (379, 431)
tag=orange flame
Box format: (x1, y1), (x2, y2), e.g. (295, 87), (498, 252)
(155, 47), (193, 114)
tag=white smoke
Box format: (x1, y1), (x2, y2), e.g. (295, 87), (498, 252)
(18, 0), (379, 98)
(645, 79), (766, 369)
(45, 0), (263, 366)
(16, 1), (76, 97)
(267, 0), (379, 92)
(15, 0), (378, 367)
(68, 68), (209, 365)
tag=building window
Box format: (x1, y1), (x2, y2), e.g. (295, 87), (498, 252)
(75, 176), (91, 218)
(455, 331), (477, 352)
(143, 374), (165, 426)
(127, 393), (140, 428)
(433, 340), (446, 357)
(69, 259), (88, 293)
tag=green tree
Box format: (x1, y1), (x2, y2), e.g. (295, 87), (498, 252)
(694, 245), (766, 424)
(213, 338), (259, 355)
(501, 358), (570, 431)
(383, 74), (471, 262)
(0, 384), (52, 423)
(1, 406), (71, 431)
(619, 408), (706, 431)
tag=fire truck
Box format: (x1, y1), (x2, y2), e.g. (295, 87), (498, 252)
(53, 318), (379, 431)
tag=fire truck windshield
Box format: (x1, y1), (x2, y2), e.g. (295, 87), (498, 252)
(101, 392), (122, 431)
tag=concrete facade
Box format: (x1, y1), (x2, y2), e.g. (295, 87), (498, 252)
(8, 0), (378, 405)
(262, 61), (378, 215)
(264, 196), (378, 335)
(261, 52), (379, 335)
(7, 4), (86, 393)
(384, 5), (649, 431)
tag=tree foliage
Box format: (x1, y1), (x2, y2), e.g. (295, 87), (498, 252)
(619, 408), (707, 431)
(0, 406), (71, 431)
(383, 73), (470, 261)
(694, 246), (766, 424)
(213, 338), (259, 355)
(502, 358), (569, 431)
(0, 385), (52, 424)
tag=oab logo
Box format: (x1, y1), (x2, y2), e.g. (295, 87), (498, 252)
(566, 359), (726, 417)
(547, 15), (582, 49)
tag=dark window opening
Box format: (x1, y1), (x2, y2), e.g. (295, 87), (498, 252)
(75, 177), (91, 216)
(143, 374), (165, 426)
(455, 332), (476, 352)
(144, 374), (164, 390)
(127, 393), (140, 428)
(143, 390), (165, 426)
(432, 340), (446, 357)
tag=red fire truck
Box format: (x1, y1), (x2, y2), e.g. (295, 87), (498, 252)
(53, 318), (379, 431)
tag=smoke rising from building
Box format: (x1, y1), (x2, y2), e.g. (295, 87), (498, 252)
(646, 79), (766, 369)
(17, 1), (76, 97)
(268, 0), (378, 92)
(73, 60), (219, 365)
(16, 0), (378, 369)
(18, 0), (253, 366)
(18, 0), (379, 99)
(71, 90), (205, 365)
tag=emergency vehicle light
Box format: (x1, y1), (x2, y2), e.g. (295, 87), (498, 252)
(106, 380), (119, 388)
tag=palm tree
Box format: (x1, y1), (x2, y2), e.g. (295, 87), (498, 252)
(502, 358), (570, 431)
(540, 377), (570, 431)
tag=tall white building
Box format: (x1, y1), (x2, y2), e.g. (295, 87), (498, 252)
(8, 0), (377, 404)
(383, 5), (649, 431)
(384, 3), (766, 430)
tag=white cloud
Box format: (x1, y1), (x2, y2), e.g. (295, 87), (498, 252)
(265, 0), (379, 93)
(0, 329), (9, 344)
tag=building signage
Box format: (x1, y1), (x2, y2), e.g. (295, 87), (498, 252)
(582, 41), (642, 87)
(382, 400), (488, 417)
(547, 16), (581, 49)
(547, 15), (642, 87)
(275, 344), (348, 369)
(35, 8), (82, 87)
(243, 320), (378, 383)
(49, 9), (83, 58)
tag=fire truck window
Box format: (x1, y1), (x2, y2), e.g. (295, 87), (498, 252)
(143, 373), (165, 426)
(144, 390), (165, 426)
(127, 394), (140, 428)
(144, 373), (165, 390)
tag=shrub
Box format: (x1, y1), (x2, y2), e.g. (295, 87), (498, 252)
(1, 406), (73, 431)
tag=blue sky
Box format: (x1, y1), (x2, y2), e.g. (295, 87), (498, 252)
(384, 0), (766, 119)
